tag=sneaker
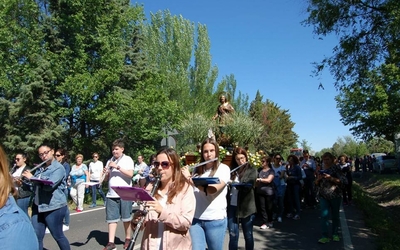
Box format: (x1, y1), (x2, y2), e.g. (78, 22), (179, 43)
(89, 204), (97, 208)
(332, 235), (340, 242)
(293, 215), (300, 220)
(45, 227), (50, 234)
(76, 209), (83, 212)
(260, 224), (267, 229)
(277, 217), (282, 223)
(318, 237), (330, 244)
(62, 225), (69, 232)
(286, 213), (293, 218)
(123, 238), (132, 249)
(267, 223), (273, 228)
(103, 242), (116, 250)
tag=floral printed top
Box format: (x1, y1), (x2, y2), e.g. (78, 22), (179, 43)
(315, 164), (348, 200)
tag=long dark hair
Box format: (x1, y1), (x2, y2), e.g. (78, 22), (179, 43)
(231, 147), (251, 180)
(194, 137), (220, 177)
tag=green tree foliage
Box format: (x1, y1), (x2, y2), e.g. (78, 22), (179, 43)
(0, 0), (64, 157)
(249, 91), (298, 154)
(335, 66), (400, 141)
(303, 0), (400, 141)
(366, 137), (395, 154)
(300, 139), (312, 152)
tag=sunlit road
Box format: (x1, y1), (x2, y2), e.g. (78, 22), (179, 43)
(43, 201), (376, 250)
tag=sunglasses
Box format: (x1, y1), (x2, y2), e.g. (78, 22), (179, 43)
(153, 161), (171, 169)
(55, 154), (62, 157)
(275, 157), (281, 160)
(15, 158), (21, 161)
(38, 150), (51, 157)
(93, 156), (98, 158)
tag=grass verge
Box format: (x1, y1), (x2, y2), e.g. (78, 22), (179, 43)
(353, 174), (400, 250)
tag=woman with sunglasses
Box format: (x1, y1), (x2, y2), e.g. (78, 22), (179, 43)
(271, 153), (286, 223)
(22, 144), (70, 250)
(182, 137), (231, 250)
(0, 146), (38, 249)
(227, 147), (257, 250)
(131, 148), (195, 249)
(11, 153), (34, 216)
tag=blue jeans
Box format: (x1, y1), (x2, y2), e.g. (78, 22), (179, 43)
(274, 186), (286, 217)
(90, 180), (106, 204)
(16, 196), (31, 217)
(190, 217), (227, 250)
(31, 204), (70, 250)
(63, 188), (70, 226)
(228, 205), (255, 250)
(319, 197), (342, 238)
(287, 184), (301, 216)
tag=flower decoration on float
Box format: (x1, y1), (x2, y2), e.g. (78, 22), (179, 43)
(248, 150), (265, 168)
(218, 146), (230, 162)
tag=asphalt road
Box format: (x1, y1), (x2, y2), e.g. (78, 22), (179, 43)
(43, 202), (376, 250)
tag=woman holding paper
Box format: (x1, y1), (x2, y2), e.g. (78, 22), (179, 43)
(227, 147), (257, 250)
(22, 144), (70, 250)
(131, 148), (196, 249)
(182, 137), (231, 250)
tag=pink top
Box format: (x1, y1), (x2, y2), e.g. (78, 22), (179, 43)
(139, 182), (196, 250)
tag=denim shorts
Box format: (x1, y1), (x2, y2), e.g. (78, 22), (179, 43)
(105, 197), (133, 223)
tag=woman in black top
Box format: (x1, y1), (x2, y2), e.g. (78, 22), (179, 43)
(227, 147), (257, 250)
(11, 153), (33, 216)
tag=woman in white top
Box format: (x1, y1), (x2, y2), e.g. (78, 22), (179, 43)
(88, 152), (106, 208)
(271, 153), (286, 223)
(182, 137), (230, 250)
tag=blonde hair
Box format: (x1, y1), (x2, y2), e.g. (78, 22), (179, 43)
(0, 146), (16, 207)
(75, 154), (84, 160)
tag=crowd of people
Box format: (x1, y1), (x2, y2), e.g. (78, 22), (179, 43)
(1, 134), (359, 250)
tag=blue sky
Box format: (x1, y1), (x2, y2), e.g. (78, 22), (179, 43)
(134, 0), (353, 152)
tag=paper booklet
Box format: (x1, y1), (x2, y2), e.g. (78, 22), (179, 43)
(110, 186), (155, 202)
(30, 177), (54, 185)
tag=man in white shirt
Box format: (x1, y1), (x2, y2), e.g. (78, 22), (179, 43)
(88, 153), (106, 208)
(102, 139), (134, 250)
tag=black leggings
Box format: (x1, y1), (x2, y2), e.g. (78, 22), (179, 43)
(258, 194), (274, 223)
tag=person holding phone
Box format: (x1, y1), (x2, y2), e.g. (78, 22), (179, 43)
(315, 152), (347, 244)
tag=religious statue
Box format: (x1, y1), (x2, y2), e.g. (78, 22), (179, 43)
(212, 94), (235, 125)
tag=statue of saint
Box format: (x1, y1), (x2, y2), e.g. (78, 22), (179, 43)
(212, 94), (235, 125)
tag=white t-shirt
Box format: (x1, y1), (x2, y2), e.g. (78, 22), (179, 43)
(89, 160), (104, 181)
(106, 155), (134, 198)
(193, 163), (230, 220)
